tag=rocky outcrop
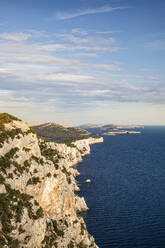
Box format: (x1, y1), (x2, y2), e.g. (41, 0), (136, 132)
(0, 113), (103, 248)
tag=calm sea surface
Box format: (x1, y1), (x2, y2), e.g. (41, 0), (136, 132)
(77, 126), (165, 248)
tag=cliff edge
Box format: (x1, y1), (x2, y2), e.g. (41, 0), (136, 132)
(0, 113), (103, 248)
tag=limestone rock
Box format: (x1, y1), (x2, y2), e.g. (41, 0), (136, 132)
(0, 114), (102, 247)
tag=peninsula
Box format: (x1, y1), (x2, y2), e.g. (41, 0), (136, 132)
(103, 130), (141, 135)
(79, 123), (143, 136)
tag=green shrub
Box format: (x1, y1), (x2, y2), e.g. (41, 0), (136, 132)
(24, 160), (30, 168)
(68, 240), (74, 248)
(5, 147), (19, 160)
(18, 225), (25, 234)
(62, 167), (71, 177)
(0, 174), (5, 184)
(0, 128), (23, 147)
(27, 127), (35, 134)
(35, 207), (44, 219)
(23, 147), (31, 152)
(33, 169), (38, 174)
(52, 220), (64, 237)
(7, 173), (13, 179)
(39, 145), (60, 169)
(0, 113), (20, 124)
(26, 177), (40, 186)
(46, 173), (51, 177)
(0, 233), (6, 246)
(80, 223), (86, 235)
(77, 241), (88, 248)
(67, 177), (71, 184)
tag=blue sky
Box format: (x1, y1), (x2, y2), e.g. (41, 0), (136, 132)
(0, 0), (165, 125)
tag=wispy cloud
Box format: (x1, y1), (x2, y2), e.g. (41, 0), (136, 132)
(146, 39), (165, 50)
(72, 52), (98, 57)
(95, 30), (123, 34)
(56, 5), (127, 20)
(114, 73), (160, 81)
(56, 33), (90, 44)
(0, 32), (32, 41)
(72, 28), (88, 36)
(55, 32), (120, 52)
(0, 30), (49, 42)
(27, 29), (48, 38)
(94, 63), (122, 72)
(56, 33), (116, 45)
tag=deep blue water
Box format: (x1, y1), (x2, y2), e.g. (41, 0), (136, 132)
(77, 126), (165, 248)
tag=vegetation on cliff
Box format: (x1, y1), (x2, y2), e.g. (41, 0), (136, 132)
(0, 113), (35, 148)
(0, 113), (20, 124)
(0, 113), (99, 248)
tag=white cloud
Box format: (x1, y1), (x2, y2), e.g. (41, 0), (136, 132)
(0, 41), (82, 67)
(44, 73), (95, 83)
(95, 30), (123, 34)
(56, 33), (90, 44)
(55, 33), (120, 52)
(115, 73), (160, 81)
(56, 5), (127, 20)
(0, 40), (122, 75)
(0, 32), (32, 41)
(72, 28), (88, 36)
(38, 43), (71, 51)
(0, 28), (163, 124)
(73, 89), (111, 97)
(72, 52), (98, 57)
(57, 33), (116, 45)
(75, 45), (120, 52)
(94, 63), (122, 72)
(27, 29), (48, 38)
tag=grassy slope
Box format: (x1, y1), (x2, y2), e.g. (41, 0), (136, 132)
(31, 123), (90, 141)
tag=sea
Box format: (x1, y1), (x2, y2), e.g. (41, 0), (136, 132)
(77, 126), (165, 248)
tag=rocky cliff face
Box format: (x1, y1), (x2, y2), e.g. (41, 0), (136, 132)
(0, 113), (103, 248)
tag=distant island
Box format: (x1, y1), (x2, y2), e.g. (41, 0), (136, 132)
(78, 123), (143, 136)
(103, 130), (141, 135)
(30, 122), (143, 141)
(79, 124), (143, 129)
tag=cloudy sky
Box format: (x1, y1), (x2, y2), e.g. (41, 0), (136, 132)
(0, 0), (165, 125)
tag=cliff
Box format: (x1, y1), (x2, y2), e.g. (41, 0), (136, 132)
(0, 113), (103, 248)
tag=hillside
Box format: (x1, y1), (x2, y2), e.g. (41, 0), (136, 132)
(79, 124), (143, 135)
(31, 123), (90, 141)
(0, 113), (103, 247)
(79, 124), (116, 135)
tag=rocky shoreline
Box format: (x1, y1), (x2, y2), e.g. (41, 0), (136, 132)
(0, 113), (103, 247)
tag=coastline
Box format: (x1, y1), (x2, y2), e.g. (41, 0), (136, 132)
(76, 126), (165, 248)
(0, 114), (103, 248)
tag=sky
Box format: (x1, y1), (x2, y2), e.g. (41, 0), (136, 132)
(0, 0), (165, 125)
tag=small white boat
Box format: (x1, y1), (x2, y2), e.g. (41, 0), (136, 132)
(85, 179), (91, 183)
